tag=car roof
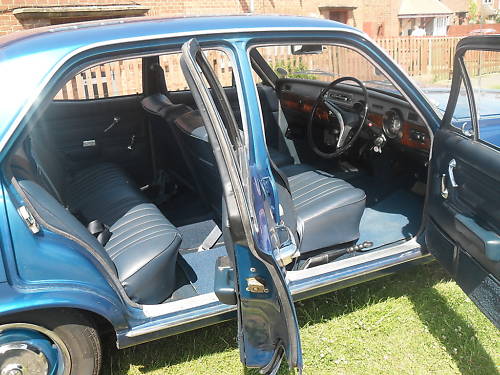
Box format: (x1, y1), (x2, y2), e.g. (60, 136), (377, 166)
(0, 15), (361, 153)
(0, 15), (358, 53)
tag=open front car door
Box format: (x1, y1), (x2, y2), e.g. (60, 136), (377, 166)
(426, 35), (500, 327)
(180, 38), (302, 374)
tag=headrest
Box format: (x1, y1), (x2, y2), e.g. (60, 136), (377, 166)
(149, 63), (169, 97)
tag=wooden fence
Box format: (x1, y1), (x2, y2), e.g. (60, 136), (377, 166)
(54, 36), (500, 100)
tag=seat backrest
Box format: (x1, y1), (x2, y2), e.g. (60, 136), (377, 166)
(141, 94), (196, 188)
(18, 179), (117, 274)
(172, 109), (223, 215)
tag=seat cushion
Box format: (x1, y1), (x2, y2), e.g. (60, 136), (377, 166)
(65, 162), (147, 226)
(281, 164), (366, 253)
(105, 203), (181, 304)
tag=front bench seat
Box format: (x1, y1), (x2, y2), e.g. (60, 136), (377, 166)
(280, 164), (366, 253)
(18, 180), (181, 304)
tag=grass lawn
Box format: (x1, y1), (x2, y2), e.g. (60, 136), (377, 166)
(104, 263), (499, 375)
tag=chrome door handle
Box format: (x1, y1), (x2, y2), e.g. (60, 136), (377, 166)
(448, 159), (458, 188)
(441, 174), (449, 199)
(441, 159), (458, 199)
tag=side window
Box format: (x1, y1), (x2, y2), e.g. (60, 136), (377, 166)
(160, 49), (234, 91)
(54, 58), (143, 100)
(461, 50), (500, 148)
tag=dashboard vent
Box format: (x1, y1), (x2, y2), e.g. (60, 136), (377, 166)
(329, 91), (352, 103)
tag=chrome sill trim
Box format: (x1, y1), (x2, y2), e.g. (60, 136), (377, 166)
(125, 242), (427, 340)
(126, 293), (235, 338)
(288, 238), (422, 281)
(288, 241), (427, 295)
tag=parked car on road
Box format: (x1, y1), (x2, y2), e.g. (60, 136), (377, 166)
(0, 16), (498, 375)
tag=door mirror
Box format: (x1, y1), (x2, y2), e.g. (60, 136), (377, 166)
(276, 67), (288, 77)
(291, 44), (323, 55)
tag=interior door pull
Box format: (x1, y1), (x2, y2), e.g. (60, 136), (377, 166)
(448, 159), (458, 188)
(104, 116), (120, 133)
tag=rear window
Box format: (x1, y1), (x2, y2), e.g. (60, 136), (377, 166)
(54, 57), (143, 100)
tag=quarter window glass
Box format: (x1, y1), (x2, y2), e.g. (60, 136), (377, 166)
(54, 58), (143, 100)
(463, 50), (500, 147)
(450, 77), (473, 135)
(160, 50), (234, 91)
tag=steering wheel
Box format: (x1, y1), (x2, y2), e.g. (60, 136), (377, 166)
(307, 77), (369, 159)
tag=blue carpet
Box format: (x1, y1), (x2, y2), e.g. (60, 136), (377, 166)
(357, 189), (423, 250)
(178, 219), (220, 250)
(179, 246), (228, 295)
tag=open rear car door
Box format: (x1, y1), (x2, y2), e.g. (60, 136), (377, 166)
(180, 39), (302, 374)
(425, 35), (499, 327)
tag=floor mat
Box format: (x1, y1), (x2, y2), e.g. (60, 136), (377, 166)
(159, 188), (213, 227)
(178, 219), (222, 250)
(178, 246), (228, 295)
(357, 189), (423, 250)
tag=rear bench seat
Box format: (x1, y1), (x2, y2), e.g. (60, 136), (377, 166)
(15, 125), (181, 304)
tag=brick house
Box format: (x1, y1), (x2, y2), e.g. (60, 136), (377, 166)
(0, 0), (404, 37)
(3, 0), (485, 38)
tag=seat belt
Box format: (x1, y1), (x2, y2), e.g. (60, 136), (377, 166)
(198, 225), (223, 252)
(26, 139), (64, 204)
(277, 102), (300, 164)
(88, 220), (112, 246)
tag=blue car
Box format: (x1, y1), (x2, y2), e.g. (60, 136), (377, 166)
(0, 16), (498, 375)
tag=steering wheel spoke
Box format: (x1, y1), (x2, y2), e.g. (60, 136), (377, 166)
(337, 123), (353, 149)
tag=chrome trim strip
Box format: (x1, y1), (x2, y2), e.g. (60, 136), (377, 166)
(126, 293), (235, 338)
(124, 243), (427, 340)
(0, 26), (364, 153)
(288, 243), (428, 295)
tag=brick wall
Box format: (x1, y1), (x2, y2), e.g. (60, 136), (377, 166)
(0, 0), (402, 37)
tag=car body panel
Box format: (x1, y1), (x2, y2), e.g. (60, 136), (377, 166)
(0, 15), (438, 345)
(425, 35), (500, 327)
(179, 37), (301, 372)
(0, 16), (497, 370)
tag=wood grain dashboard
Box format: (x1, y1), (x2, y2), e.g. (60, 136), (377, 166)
(281, 93), (430, 152)
(366, 113), (430, 151)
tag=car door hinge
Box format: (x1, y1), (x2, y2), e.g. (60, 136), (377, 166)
(246, 277), (269, 293)
(259, 176), (273, 198)
(17, 206), (40, 234)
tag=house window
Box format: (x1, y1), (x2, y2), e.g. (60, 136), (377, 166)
(329, 11), (348, 23)
(13, 5), (149, 29)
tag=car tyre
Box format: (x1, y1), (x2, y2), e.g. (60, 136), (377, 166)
(0, 309), (102, 375)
